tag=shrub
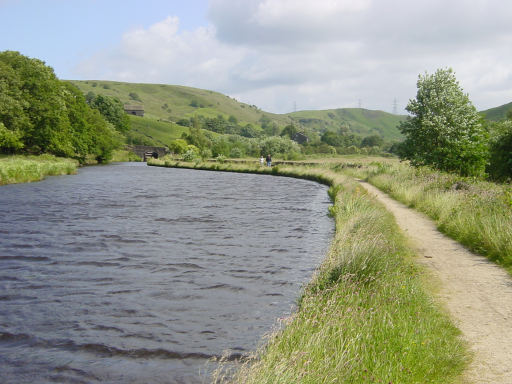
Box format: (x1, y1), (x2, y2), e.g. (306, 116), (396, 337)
(200, 148), (212, 160)
(169, 139), (188, 154)
(129, 92), (141, 102)
(230, 147), (243, 158)
(182, 149), (198, 161)
(216, 154), (226, 163)
(488, 120), (512, 181)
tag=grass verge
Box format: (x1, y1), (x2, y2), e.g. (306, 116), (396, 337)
(148, 158), (468, 383)
(338, 160), (512, 274)
(0, 154), (78, 185)
(111, 149), (143, 162)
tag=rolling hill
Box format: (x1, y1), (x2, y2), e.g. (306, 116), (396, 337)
(480, 102), (512, 121)
(288, 108), (405, 141)
(69, 80), (407, 143)
(68, 80), (292, 126)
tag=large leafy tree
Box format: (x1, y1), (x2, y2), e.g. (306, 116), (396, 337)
(0, 51), (120, 162)
(399, 68), (488, 176)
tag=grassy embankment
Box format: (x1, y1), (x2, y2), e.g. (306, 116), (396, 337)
(0, 154), (78, 185)
(148, 158), (468, 384)
(338, 160), (512, 274)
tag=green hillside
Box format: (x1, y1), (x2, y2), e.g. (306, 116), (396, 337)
(69, 80), (406, 142)
(127, 116), (190, 147)
(288, 108), (406, 141)
(480, 102), (512, 121)
(69, 80), (291, 127)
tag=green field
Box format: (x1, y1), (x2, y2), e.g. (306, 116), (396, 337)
(127, 115), (191, 147)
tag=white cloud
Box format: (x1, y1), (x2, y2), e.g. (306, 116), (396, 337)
(75, 0), (512, 114)
(76, 16), (247, 91)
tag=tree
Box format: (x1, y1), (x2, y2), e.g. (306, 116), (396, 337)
(0, 51), (120, 162)
(240, 123), (258, 138)
(280, 124), (297, 139)
(0, 51), (74, 156)
(184, 121), (211, 150)
(399, 68), (488, 176)
(321, 130), (344, 147)
(88, 94), (130, 133)
(0, 122), (24, 152)
(361, 135), (384, 148)
(487, 119), (512, 181)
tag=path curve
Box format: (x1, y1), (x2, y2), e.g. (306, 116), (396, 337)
(359, 181), (512, 384)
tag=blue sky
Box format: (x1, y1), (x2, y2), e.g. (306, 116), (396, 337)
(1, 0), (511, 114)
(1, 0), (208, 77)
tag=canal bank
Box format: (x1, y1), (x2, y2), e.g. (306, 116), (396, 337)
(149, 159), (468, 384)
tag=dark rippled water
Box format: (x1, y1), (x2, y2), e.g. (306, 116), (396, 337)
(0, 162), (333, 383)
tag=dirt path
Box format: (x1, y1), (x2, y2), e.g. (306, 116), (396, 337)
(359, 181), (512, 384)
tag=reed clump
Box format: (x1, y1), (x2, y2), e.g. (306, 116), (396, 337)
(148, 158), (468, 383)
(0, 154), (78, 185)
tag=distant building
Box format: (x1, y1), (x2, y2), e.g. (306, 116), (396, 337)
(124, 104), (144, 117)
(292, 132), (309, 144)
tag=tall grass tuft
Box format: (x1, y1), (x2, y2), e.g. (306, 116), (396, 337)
(0, 155), (78, 185)
(148, 158), (468, 383)
(347, 161), (512, 272)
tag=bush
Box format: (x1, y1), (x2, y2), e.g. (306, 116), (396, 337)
(185, 144), (200, 155)
(216, 154), (226, 163)
(176, 118), (191, 127)
(488, 120), (512, 181)
(200, 148), (212, 160)
(169, 139), (188, 154)
(182, 149), (198, 161)
(230, 147), (243, 158)
(129, 92), (142, 102)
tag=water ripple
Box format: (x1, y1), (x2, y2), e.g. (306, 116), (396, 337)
(0, 163), (333, 383)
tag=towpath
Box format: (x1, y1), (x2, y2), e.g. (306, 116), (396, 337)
(359, 181), (512, 384)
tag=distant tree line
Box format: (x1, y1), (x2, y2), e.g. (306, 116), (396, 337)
(167, 121), (302, 160)
(176, 114), (263, 138)
(0, 51), (122, 163)
(174, 113), (399, 158)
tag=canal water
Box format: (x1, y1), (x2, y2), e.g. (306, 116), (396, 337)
(0, 163), (333, 383)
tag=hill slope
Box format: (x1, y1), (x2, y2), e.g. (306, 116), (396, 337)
(288, 108), (405, 141)
(480, 102), (512, 121)
(68, 80), (291, 127)
(69, 80), (406, 142)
